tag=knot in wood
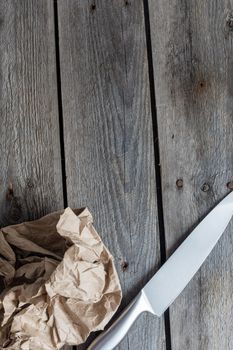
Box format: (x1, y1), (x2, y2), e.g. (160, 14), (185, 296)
(227, 181), (233, 190)
(90, 3), (96, 12)
(201, 183), (210, 192)
(121, 261), (129, 271)
(6, 183), (14, 199)
(227, 14), (233, 30)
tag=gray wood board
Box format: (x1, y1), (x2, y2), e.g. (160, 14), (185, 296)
(0, 0), (68, 348)
(58, 0), (165, 349)
(0, 0), (63, 227)
(149, 0), (233, 348)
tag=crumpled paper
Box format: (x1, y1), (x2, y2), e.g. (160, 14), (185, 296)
(0, 207), (122, 349)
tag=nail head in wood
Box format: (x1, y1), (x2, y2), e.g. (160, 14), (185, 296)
(176, 179), (183, 188)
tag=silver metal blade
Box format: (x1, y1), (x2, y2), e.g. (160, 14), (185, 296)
(143, 191), (233, 316)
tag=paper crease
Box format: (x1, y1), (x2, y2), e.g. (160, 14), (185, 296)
(0, 207), (122, 349)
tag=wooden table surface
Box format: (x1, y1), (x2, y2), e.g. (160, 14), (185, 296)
(1, 1), (233, 349)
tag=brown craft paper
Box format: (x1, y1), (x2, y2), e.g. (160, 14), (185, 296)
(0, 207), (122, 349)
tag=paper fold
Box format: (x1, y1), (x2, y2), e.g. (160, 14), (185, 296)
(0, 208), (122, 349)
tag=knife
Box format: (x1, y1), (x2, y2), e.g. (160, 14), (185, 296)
(88, 192), (233, 350)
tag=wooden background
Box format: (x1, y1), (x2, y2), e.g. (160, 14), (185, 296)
(0, 0), (233, 349)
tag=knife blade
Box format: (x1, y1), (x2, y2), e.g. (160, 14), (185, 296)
(88, 192), (233, 350)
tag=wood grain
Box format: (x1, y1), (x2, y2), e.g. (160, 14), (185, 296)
(149, 0), (233, 348)
(58, 0), (165, 349)
(0, 1), (69, 348)
(0, 0), (63, 228)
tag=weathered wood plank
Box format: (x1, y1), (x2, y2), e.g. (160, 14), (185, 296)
(149, 0), (233, 348)
(0, 0), (63, 227)
(58, 1), (165, 349)
(0, 1), (69, 348)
